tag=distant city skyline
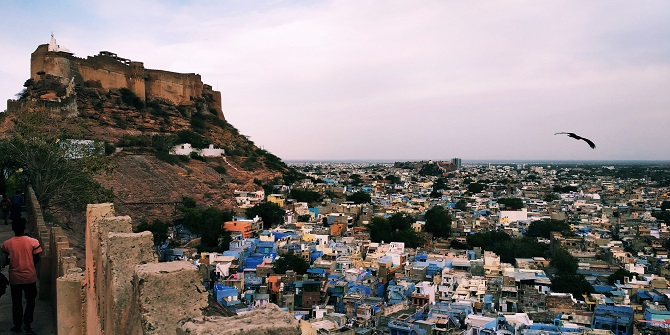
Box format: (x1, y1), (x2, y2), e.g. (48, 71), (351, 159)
(2, 1), (670, 161)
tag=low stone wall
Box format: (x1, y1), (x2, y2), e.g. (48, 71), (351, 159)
(23, 195), (209, 335)
(81, 203), (208, 335)
(24, 195), (299, 334)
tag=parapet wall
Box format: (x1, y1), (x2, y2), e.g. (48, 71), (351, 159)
(82, 203), (208, 335)
(24, 194), (209, 335)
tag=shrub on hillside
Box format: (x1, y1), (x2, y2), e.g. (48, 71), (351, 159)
(119, 88), (144, 109)
(213, 166), (227, 175)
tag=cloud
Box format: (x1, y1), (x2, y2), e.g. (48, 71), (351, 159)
(2, 1), (670, 160)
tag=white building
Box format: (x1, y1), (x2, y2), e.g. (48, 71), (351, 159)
(48, 34), (71, 53)
(500, 208), (528, 224)
(234, 189), (265, 208)
(200, 144), (225, 157)
(169, 143), (225, 157)
(170, 143), (194, 155)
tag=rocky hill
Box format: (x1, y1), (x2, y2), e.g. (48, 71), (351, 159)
(2, 44), (298, 256)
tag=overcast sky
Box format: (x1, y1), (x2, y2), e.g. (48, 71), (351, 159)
(1, 1), (669, 161)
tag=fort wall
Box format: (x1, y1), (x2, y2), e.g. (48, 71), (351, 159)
(31, 45), (73, 80)
(204, 84), (224, 119)
(6, 94), (78, 116)
(29, 44), (223, 117)
(78, 65), (131, 92)
(25, 190), (300, 334)
(145, 69), (202, 106)
(25, 193), (209, 334)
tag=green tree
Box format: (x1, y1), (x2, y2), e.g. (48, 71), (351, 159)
(135, 219), (170, 246)
(246, 202), (285, 229)
(466, 230), (512, 250)
(467, 231), (549, 263)
(0, 108), (113, 210)
(526, 219), (573, 239)
(348, 174), (363, 186)
(450, 239), (468, 249)
(273, 252), (310, 274)
(346, 191), (371, 204)
(390, 229), (423, 248)
(297, 214), (312, 222)
(368, 217), (392, 243)
(653, 211), (670, 224)
(607, 268), (637, 285)
(466, 230), (512, 248)
(177, 206), (233, 252)
(467, 182), (486, 194)
(543, 193), (559, 202)
(553, 185), (578, 193)
(176, 130), (208, 149)
(497, 198), (524, 210)
(199, 207), (233, 252)
(551, 248), (578, 274)
(182, 197), (197, 208)
(424, 206), (452, 238)
(551, 273), (594, 300)
(456, 199), (468, 212)
(492, 238), (549, 264)
(388, 213), (414, 231)
(432, 177), (449, 191)
(282, 168), (306, 185)
(385, 175), (401, 184)
(289, 189), (321, 204)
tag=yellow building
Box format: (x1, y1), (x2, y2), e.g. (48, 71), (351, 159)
(267, 194), (286, 208)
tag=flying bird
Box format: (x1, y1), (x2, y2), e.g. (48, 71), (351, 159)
(554, 132), (596, 149)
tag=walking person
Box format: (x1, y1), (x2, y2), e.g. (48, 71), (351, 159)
(1, 195), (10, 225)
(9, 190), (23, 221)
(2, 217), (42, 334)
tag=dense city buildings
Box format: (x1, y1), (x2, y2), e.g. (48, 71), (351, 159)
(179, 161), (670, 334)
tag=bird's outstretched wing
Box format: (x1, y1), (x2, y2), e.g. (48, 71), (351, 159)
(554, 132), (596, 149)
(581, 137), (596, 149)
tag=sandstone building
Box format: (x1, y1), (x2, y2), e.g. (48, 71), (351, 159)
(29, 35), (223, 119)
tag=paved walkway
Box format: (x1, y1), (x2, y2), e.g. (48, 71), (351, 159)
(0, 220), (56, 335)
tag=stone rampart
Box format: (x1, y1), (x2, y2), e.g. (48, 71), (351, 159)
(23, 179), (299, 335)
(30, 44), (73, 81)
(145, 69), (202, 106)
(23, 194), (210, 334)
(5, 95), (78, 116)
(82, 203), (208, 335)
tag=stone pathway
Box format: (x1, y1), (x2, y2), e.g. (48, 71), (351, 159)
(0, 220), (56, 335)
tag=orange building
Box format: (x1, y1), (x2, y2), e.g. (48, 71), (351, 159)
(330, 223), (347, 237)
(267, 275), (281, 302)
(223, 220), (252, 238)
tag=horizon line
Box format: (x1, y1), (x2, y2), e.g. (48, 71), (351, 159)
(283, 159), (670, 163)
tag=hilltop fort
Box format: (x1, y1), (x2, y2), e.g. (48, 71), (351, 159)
(28, 35), (223, 119)
(2, 36), (289, 240)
